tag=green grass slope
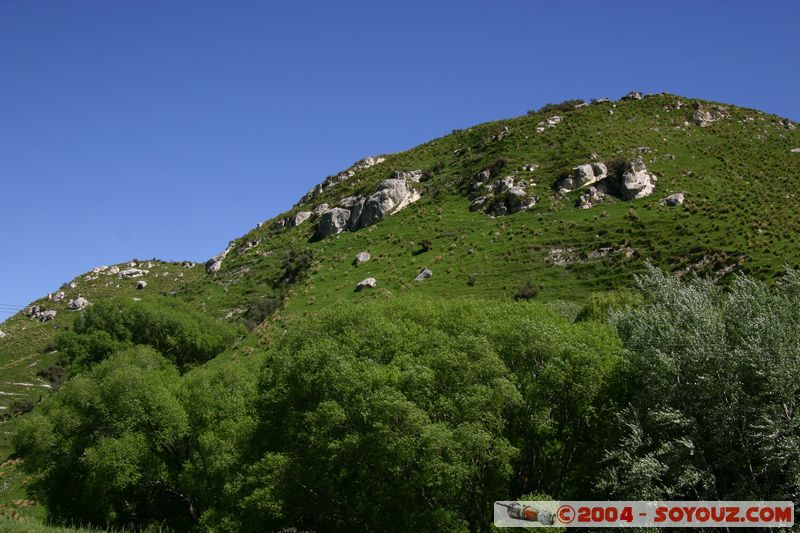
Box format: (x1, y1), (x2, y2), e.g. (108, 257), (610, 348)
(204, 93), (800, 317)
(0, 92), (798, 528)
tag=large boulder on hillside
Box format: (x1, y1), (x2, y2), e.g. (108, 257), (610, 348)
(313, 203), (330, 216)
(27, 306), (56, 322)
(620, 157), (657, 200)
(354, 251), (371, 265)
(340, 195), (366, 229)
(360, 178), (420, 227)
(414, 268), (433, 282)
(68, 296), (90, 310)
(558, 163), (608, 194)
(119, 268), (149, 279)
(291, 211), (312, 226)
(50, 291), (66, 302)
(315, 207), (351, 238)
(205, 242), (235, 273)
(136, 281), (147, 289)
(660, 192), (685, 206)
(505, 186), (532, 213)
(577, 186), (605, 209)
(621, 91), (643, 100)
(0, 330), (5, 338)
(355, 277), (377, 291)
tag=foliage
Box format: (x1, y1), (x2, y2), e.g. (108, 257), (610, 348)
(575, 290), (642, 322)
(55, 297), (240, 372)
(514, 280), (539, 300)
(232, 296), (621, 532)
(14, 347), (257, 531)
(275, 249), (313, 288)
(530, 99), (584, 115)
(599, 265), (800, 502)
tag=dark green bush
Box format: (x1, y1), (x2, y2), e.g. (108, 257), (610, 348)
(58, 296), (239, 371)
(529, 99), (584, 115)
(514, 280), (539, 300)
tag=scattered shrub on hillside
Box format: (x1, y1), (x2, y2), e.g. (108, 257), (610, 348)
(35, 364), (65, 389)
(488, 157), (511, 177)
(8, 399), (34, 417)
(528, 99), (584, 115)
(515, 280), (539, 300)
(245, 295), (284, 330)
(275, 249), (313, 287)
(575, 290), (642, 322)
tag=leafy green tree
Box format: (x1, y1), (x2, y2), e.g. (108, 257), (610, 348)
(57, 296), (240, 372)
(234, 297), (622, 532)
(599, 266), (800, 502)
(15, 345), (259, 531)
(15, 346), (193, 528)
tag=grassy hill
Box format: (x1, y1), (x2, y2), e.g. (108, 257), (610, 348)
(0, 92), (798, 529)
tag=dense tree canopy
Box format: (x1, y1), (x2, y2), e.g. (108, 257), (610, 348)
(599, 266), (800, 503)
(13, 270), (800, 531)
(54, 297), (241, 373)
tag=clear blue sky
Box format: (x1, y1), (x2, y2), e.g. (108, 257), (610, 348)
(1, 0), (799, 317)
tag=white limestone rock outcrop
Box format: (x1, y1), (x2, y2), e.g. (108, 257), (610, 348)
(414, 268), (433, 282)
(205, 241), (235, 273)
(556, 157), (657, 207)
(136, 281), (147, 289)
(297, 155), (386, 206)
(621, 91), (643, 101)
(0, 330), (5, 338)
(354, 251), (371, 266)
(536, 115), (561, 133)
(557, 163), (608, 194)
(27, 306), (56, 322)
(119, 268), (149, 279)
(620, 157), (657, 200)
(470, 174), (536, 217)
(359, 178), (421, 227)
(660, 193), (685, 206)
(315, 207), (352, 239)
(68, 296), (90, 310)
(577, 186), (606, 209)
(291, 211), (312, 227)
(355, 278), (377, 291)
(49, 291), (66, 302)
(313, 172), (421, 238)
(692, 102), (728, 126)
(313, 203), (331, 216)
